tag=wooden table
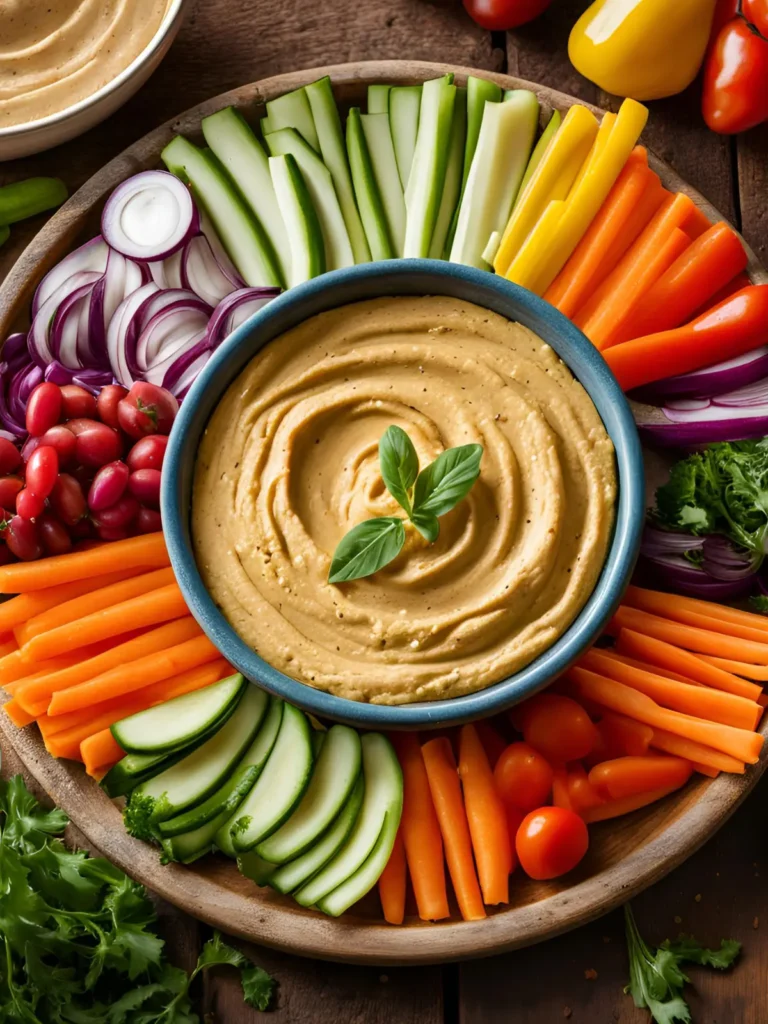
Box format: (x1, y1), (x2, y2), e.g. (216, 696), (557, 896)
(2, 0), (768, 1019)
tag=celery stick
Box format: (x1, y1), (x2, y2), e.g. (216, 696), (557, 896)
(389, 86), (421, 189)
(269, 154), (326, 286)
(429, 86), (467, 259)
(0, 177), (67, 225)
(264, 87), (320, 152)
(516, 109), (562, 204)
(367, 85), (391, 114)
(361, 112), (406, 255)
(404, 75), (456, 258)
(346, 108), (394, 261)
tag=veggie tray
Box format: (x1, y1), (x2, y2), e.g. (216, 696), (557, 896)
(1, 59), (767, 966)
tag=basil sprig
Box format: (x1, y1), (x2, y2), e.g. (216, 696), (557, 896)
(328, 426), (483, 583)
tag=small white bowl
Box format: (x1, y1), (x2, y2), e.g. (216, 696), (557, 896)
(0, 0), (189, 162)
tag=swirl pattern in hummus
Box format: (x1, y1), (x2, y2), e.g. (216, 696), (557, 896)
(192, 297), (616, 704)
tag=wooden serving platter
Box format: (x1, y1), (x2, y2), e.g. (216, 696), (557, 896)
(0, 61), (766, 965)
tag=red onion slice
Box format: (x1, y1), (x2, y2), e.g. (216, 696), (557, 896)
(633, 346), (768, 402)
(28, 270), (102, 370)
(182, 235), (238, 307)
(206, 287), (281, 349)
(107, 282), (160, 385)
(199, 210), (245, 289)
(101, 171), (200, 261)
(32, 236), (109, 317)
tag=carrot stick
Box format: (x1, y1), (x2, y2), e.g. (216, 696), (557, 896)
(622, 585), (768, 644)
(0, 650), (86, 688)
(693, 270), (751, 317)
(81, 728), (124, 777)
(458, 724), (511, 906)
(691, 763), (720, 778)
(649, 727), (745, 774)
(552, 767), (573, 811)
(14, 617), (202, 715)
(0, 638), (17, 659)
(422, 737), (486, 922)
(22, 583), (187, 664)
(474, 720), (508, 769)
(378, 828), (406, 925)
(3, 698), (35, 728)
(0, 568), (145, 633)
(391, 733), (450, 922)
(609, 223), (747, 344)
(698, 654), (768, 682)
(607, 652), (692, 684)
(609, 605), (768, 666)
(580, 648), (761, 730)
(0, 533), (168, 593)
(597, 710), (654, 756)
(566, 666), (764, 763)
(626, 585), (768, 635)
(566, 763), (605, 813)
(588, 755), (692, 800)
(17, 567), (177, 645)
(682, 204), (713, 239)
(582, 784), (685, 823)
(587, 173), (666, 292)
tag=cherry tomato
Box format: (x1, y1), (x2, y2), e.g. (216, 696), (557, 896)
(515, 806), (589, 880)
(70, 517), (95, 539)
(702, 17), (768, 133)
(127, 434), (168, 472)
(521, 694), (598, 764)
(743, 0), (768, 38)
(128, 468), (161, 507)
(16, 488), (45, 520)
(25, 382), (62, 437)
(88, 461), (130, 511)
(50, 474), (87, 526)
(59, 384), (97, 421)
(0, 477), (23, 509)
(92, 495), (139, 530)
(462, 0), (551, 31)
(97, 525), (129, 541)
(26, 446), (59, 498)
(0, 438), (21, 476)
(134, 506), (162, 534)
(67, 418), (123, 467)
(38, 514), (73, 556)
(117, 382), (178, 439)
(39, 424), (77, 464)
(709, 0), (739, 50)
(5, 515), (43, 561)
(96, 384), (129, 428)
(493, 742), (554, 812)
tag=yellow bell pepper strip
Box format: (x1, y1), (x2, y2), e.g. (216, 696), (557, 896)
(568, 0), (718, 101)
(516, 109), (561, 201)
(493, 105), (598, 277)
(504, 98), (648, 296)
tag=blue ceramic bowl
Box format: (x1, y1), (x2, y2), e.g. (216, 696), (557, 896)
(162, 260), (644, 729)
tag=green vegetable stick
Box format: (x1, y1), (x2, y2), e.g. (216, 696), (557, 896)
(516, 109), (562, 205)
(0, 177), (67, 226)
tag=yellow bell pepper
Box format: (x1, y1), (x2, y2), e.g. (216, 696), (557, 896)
(568, 0), (718, 101)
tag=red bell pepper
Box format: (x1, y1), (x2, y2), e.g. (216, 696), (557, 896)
(702, 5), (768, 133)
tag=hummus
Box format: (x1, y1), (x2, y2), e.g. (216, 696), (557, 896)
(192, 297), (616, 704)
(0, 0), (169, 129)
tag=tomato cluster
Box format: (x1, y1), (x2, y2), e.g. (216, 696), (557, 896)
(0, 381), (177, 561)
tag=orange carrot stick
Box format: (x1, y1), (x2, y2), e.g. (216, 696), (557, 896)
(0, 650), (87, 689)
(588, 755), (692, 800)
(626, 585), (768, 634)
(622, 585), (768, 644)
(0, 638), (17, 659)
(582, 784), (685, 823)
(691, 763), (720, 778)
(566, 764), (605, 813)
(378, 828), (406, 925)
(551, 767), (573, 811)
(391, 733), (450, 922)
(597, 710), (654, 756)
(0, 568), (144, 633)
(3, 698), (35, 728)
(607, 652), (692, 684)
(81, 728), (125, 777)
(698, 654), (768, 682)
(649, 727), (745, 774)
(422, 737), (486, 922)
(682, 203), (713, 239)
(693, 270), (751, 317)
(0, 532), (168, 593)
(458, 724), (511, 906)
(587, 173), (666, 291)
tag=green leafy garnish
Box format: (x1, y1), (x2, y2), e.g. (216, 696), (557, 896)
(750, 594), (768, 614)
(623, 904), (740, 1024)
(329, 426), (483, 583)
(123, 792), (160, 842)
(0, 773), (275, 1021)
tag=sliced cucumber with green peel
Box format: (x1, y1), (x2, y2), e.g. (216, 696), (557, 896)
(360, 113), (406, 255)
(429, 86), (467, 259)
(257, 724), (362, 864)
(201, 107), (290, 285)
(263, 87), (320, 152)
(162, 136), (282, 287)
(294, 733), (402, 908)
(346, 107), (394, 261)
(449, 89), (539, 270)
(230, 703), (313, 853)
(367, 85), (391, 114)
(318, 809), (399, 917)
(403, 75), (457, 258)
(270, 776), (364, 895)
(389, 85), (421, 189)
(269, 154), (326, 286)
(238, 851), (277, 887)
(266, 128), (353, 270)
(111, 674), (246, 755)
(102, 746), (193, 799)
(305, 77), (370, 264)
(517, 109), (561, 203)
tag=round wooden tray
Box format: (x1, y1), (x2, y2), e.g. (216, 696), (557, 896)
(1, 60), (766, 966)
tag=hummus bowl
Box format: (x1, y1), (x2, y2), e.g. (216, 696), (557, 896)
(162, 260), (644, 728)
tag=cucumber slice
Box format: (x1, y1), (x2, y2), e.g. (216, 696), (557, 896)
(429, 86), (467, 259)
(201, 107), (290, 285)
(318, 809), (399, 917)
(162, 136), (282, 288)
(403, 75), (457, 258)
(102, 746), (192, 799)
(294, 733), (402, 908)
(270, 776), (364, 895)
(449, 89), (539, 270)
(517, 109), (561, 203)
(268, 154), (326, 286)
(230, 703), (314, 853)
(389, 86), (421, 189)
(346, 107), (395, 261)
(305, 77), (371, 264)
(111, 674), (246, 755)
(266, 128), (353, 270)
(264, 87), (320, 152)
(367, 85), (391, 114)
(257, 724), (362, 864)
(360, 113), (406, 255)
(238, 851), (277, 886)
(132, 684), (268, 823)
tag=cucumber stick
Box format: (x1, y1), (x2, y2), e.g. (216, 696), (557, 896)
(389, 85), (421, 189)
(161, 136), (282, 288)
(263, 87), (320, 152)
(201, 107), (290, 285)
(269, 154), (326, 286)
(238, 851), (277, 886)
(305, 77), (370, 264)
(346, 107), (394, 261)
(257, 724), (362, 863)
(360, 113), (406, 255)
(517, 109), (561, 203)
(294, 733), (402, 908)
(266, 128), (353, 270)
(230, 703), (313, 852)
(111, 673), (246, 754)
(403, 75), (457, 258)
(318, 809), (399, 917)
(429, 86), (467, 259)
(449, 89), (539, 270)
(103, 746), (194, 799)
(367, 85), (391, 114)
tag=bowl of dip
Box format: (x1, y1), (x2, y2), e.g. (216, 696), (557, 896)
(162, 260), (644, 729)
(0, 0), (188, 161)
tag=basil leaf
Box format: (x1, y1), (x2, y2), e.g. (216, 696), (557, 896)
(328, 517), (406, 583)
(379, 425), (418, 514)
(412, 444), (483, 518)
(410, 510), (440, 543)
